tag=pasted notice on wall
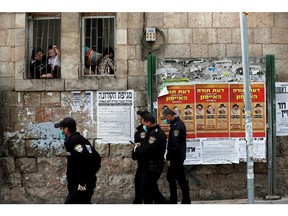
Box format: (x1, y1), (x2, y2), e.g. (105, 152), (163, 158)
(71, 91), (93, 122)
(276, 82), (288, 136)
(201, 138), (239, 164)
(96, 90), (135, 144)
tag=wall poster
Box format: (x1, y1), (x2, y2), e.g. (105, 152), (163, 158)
(157, 83), (266, 164)
(276, 82), (288, 136)
(96, 90), (134, 144)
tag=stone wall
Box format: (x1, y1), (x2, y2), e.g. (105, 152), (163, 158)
(1, 12), (288, 203)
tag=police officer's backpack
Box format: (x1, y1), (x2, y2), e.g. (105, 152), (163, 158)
(81, 140), (101, 174)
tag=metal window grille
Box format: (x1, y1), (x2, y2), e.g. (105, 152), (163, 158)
(81, 16), (115, 77)
(27, 13), (61, 79)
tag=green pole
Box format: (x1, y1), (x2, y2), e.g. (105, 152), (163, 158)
(265, 55), (278, 199)
(147, 54), (156, 113)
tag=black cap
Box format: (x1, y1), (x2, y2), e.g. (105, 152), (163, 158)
(197, 104), (203, 108)
(219, 103), (226, 108)
(255, 103), (262, 108)
(137, 110), (150, 118)
(162, 105), (168, 110)
(54, 117), (76, 128)
(185, 105), (192, 109)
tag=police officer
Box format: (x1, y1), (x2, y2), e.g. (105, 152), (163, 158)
(133, 114), (167, 204)
(162, 108), (191, 204)
(54, 117), (99, 204)
(132, 110), (150, 204)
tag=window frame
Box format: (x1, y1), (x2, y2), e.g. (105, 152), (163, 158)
(81, 15), (116, 78)
(27, 13), (61, 79)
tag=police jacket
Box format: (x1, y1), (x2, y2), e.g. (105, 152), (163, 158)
(134, 124), (147, 143)
(64, 132), (97, 191)
(166, 117), (187, 162)
(135, 124), (166, 165)
(132, 124), (147, 161)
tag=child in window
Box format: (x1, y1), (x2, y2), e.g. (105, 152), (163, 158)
(44, 45), (61, 78)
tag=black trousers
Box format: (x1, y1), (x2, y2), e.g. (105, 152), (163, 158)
(64, 189), (94, 204)
(166, 160), (191, 204)
(140, 166), (166, 204)
(133, 161), (143, 204)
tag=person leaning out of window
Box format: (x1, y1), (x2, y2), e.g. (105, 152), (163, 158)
(30, 47), (47, 79)
(99, 47), (116, 75)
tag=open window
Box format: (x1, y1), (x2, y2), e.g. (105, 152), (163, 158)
(27, 13), (61, 79)
(81, 13), (116, 77)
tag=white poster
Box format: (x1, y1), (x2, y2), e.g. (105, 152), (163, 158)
(201, 138), (239, 164)
(238, 138), (247, 160)
(252, 138), (266, 160)
(72, 91), (81, 112)
(96, 90), (134, 144)
(238, 138), (266, 161)
(276, 82), (288, 136)
(184, 139), (201, 165)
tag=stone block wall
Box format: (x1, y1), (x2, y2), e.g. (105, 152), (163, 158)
(1, 12), (288, 203)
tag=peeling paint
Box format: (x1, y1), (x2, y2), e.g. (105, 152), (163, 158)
(27, 122), (63, 151)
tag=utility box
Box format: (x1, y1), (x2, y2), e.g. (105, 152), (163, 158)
(146, 27), (156, 41)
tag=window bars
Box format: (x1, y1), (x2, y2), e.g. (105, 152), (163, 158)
(27, 13), (61, 79)
(81, 15), (115, 77)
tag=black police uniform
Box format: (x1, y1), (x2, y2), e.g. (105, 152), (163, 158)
(134, 124), (167, 204)
(166, 117), (191, 204)
(64, 132), (97, 204)
(132, 124), (147, 204)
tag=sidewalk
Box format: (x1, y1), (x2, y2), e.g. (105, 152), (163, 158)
(191, 195), (288, 204)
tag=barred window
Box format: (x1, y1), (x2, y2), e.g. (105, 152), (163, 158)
(81, 13), (116, 77)
(27, 13), (61, 79)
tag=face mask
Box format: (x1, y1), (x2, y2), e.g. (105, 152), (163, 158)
(143, 125), (148, 132)
(59, 130), (66, 140)
(163, 119), (170, 124)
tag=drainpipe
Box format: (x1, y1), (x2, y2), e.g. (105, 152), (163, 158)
(240, 12), (254, 204)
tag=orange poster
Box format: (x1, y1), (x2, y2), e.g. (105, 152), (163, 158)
(251, 83), (266, 137)
(230, 83), (266, 138)
(158, 83), (266, 139)
(195, 84), (229, 138)
(230, 84), (245, 137)
(157, 85), (195, 138)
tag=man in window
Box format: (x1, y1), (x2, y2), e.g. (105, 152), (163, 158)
(99, 47), (116, 75)
(30, 48), (47, 79)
